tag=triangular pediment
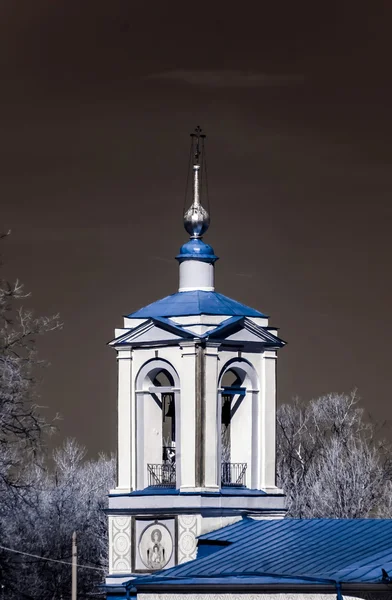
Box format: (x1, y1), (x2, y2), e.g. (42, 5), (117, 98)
(109, 316), (285, 348)
(109, 317), (193, 347)
(207, 316), (285, 347)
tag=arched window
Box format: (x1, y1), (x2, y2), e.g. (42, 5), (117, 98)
(135, 360), (180, 489)
(219, 360), (258, 489)
(153, 370), (176, 463)
(220, 369), (242, 463)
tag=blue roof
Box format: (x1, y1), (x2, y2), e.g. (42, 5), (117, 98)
(127, 291), (266, 319)
(130, 518), (392, 585)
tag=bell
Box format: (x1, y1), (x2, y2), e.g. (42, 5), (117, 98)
(222, 397), (231, 427)
(165, 397), (175, 418)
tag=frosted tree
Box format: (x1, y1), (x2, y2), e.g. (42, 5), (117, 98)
(0, 234), (61, 491)
(276, 391), (392, 518)
(0, 233), (61, 587)
(0, 236), (116, 599)
(3, 439), (116, 600)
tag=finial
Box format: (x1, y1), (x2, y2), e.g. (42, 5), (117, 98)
(191, 125), (205, 165)
(184, 126), (210, 239)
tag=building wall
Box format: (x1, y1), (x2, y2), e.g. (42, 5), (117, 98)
(137, 594), (368, 600)
(108, 513), (205, 574)
(115, 343), (279, 495)
(109, 336), (283, 578)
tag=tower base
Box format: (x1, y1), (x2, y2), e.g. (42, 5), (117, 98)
(106, 487), (286, 582)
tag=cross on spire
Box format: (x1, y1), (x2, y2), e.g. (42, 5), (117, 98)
(184, 126), (210, 238)
(190, 125), (206, 165)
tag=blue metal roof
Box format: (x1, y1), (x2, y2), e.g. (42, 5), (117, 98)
(176, 238), (218, 263)
(131, 518), (392, 585)
(127, 291), (266, 319)
(125, 573), (337, 588)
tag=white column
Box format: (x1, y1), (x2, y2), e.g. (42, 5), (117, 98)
(250, 390), (260, 490)
(217, 389), (223, 489)
(179, 343), (197, 491)
(116, 349), (132, 492)
(135, 391), (144, 490)
(203, 344), (220, 490)
(261, 351), (278, 490)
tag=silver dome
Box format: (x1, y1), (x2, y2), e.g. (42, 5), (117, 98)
(184, 203), (210, 238)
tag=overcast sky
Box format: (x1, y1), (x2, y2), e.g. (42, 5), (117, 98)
(1, 1), (391, 455)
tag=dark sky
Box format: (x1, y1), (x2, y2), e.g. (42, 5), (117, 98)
(1, 1), (392, 456)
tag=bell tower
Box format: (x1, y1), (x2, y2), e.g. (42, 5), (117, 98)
(106, 129), (286, 585)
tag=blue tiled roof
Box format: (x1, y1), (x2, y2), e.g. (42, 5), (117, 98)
(127, 291), (266, 319)
(131, 518), (392, 585)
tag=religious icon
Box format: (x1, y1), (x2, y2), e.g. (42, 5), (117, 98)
(138, 522), (173, 570)
(147, 528), (165, 569)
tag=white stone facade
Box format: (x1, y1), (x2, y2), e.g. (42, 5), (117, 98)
(111, 335), (280, 494)
(107, 309), (286, 578)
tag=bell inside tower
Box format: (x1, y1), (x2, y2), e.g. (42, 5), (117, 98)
(148, 369), (176, 485)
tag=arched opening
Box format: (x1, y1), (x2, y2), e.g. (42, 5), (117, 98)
(135, 360), (180, 489)
(218, 360), (259, 489)
(220, 369), (242, 463)
(153, 371), (176, 464)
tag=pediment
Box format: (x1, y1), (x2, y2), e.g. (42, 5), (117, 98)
(224, 329), (272, 343)
(109, 316), (285, 348)
(109, 318), (192, 347)
(208, 316), (285, 347)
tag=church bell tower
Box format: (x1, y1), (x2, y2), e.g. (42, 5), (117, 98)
(106, 128), (286, 583)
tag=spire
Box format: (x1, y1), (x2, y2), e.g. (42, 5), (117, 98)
(177, 127), (218, 292)
(183, 126), (210, 238)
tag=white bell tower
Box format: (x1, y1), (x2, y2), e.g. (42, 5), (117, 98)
(106, 128), (286, 584)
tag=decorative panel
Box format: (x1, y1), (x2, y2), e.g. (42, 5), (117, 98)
(178, 514), (198, 563)
(110, 516), (132, 573)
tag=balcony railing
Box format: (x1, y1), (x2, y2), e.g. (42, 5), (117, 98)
(147, 458), (247, 488)
(221, 462), (247, 487)
(147, 463), (176, 488)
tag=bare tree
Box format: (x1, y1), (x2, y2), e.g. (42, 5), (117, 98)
(0, 233), (62, 588)
(277, 391), (392, 518)
(0, 236), (116, 599)
(3, 439), (116, 600)
(0, 237), (62, 492)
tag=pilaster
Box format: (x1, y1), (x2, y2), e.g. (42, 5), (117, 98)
(179, 342), (197, 491)
(262, 350), (278, 489)
(203, 343), (220, 490)
(250, 389), (260, 490)
(116, 349), (133, 492)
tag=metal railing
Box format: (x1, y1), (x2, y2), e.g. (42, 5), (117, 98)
(147, 458), (247, 488)
(147, 463), (176, 487)
(221, 462), (247, 487)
